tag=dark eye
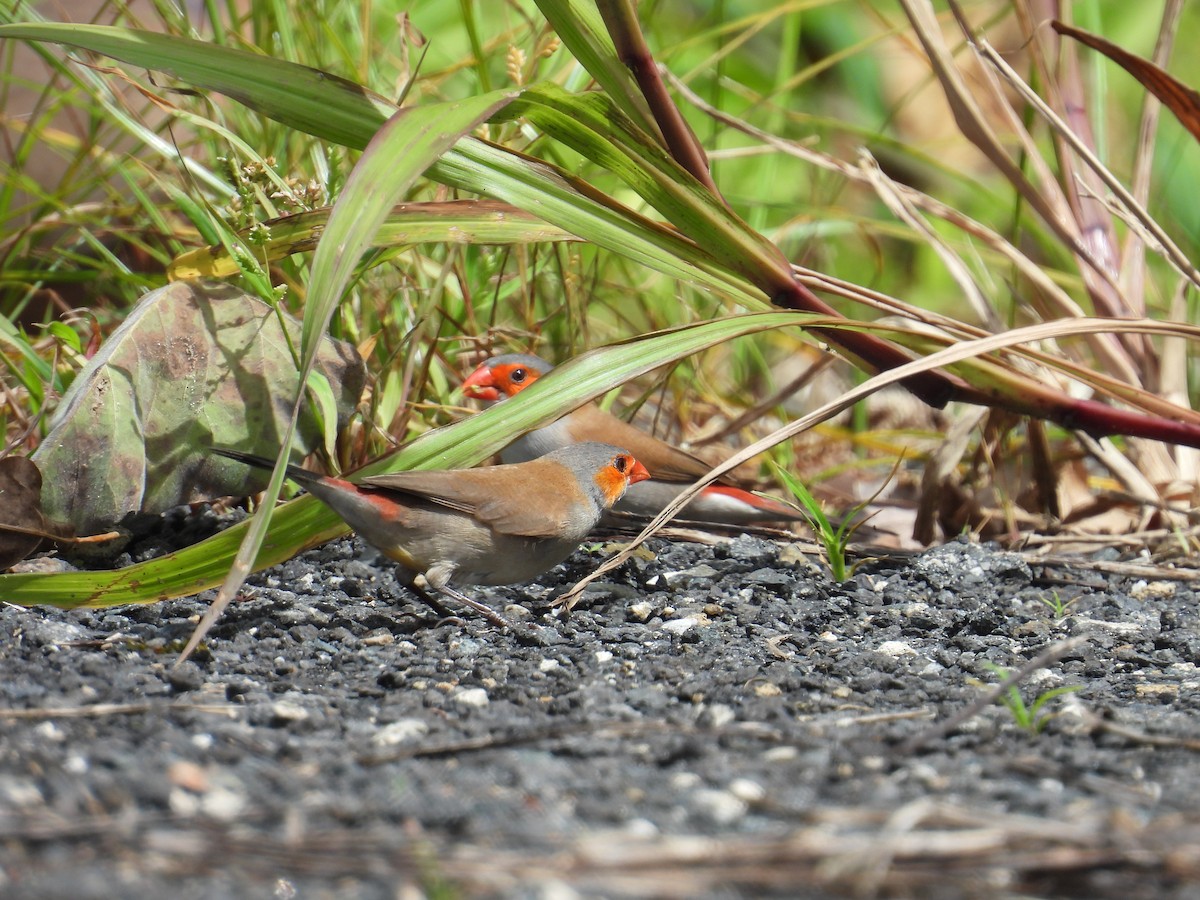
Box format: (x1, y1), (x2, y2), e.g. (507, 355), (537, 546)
(613, 455), (628, 473)
(510, 367), (527, 383)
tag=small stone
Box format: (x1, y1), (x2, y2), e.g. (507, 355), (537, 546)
(1135, 683), (1179, 699)
(168, 761), (209, 793)
(453, 687), (490, 708)
(729, 778), (766, 803)
(663, 564), (719, 586)
(269, 701), (310, 725)
(538, 658), (560, 673)
(628, 601), (655, 622)
(763, 746), (798, 762)
(778, 543), (810, 566)
(698, 703), (736, 729)
(168, 662), (204, 693)
(33, 721), (64, 742)
(669, 772), (701, 790)
(622, 818), (659, 837)
(662, 616), (698, 636)
(594, 650), (613, 664)
(753, 682), (782, 698)
(374, 719), (430, 745)
(691, 788), (747, 824)
(200, 784), (246, 821)
(1131, 580), (1176, 600)
(63, 755), (89, 775)
(877, 641), (917, 657)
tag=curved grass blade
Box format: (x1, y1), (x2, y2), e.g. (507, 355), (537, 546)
(168, 200), (580, 280)
(182, 90), (516, 660)
(0, 25), (770, 306)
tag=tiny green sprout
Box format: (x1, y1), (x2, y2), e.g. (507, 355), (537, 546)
(1037, 589), (1079, 619)
(982, 662), (1082, 734)
(770, 455), (899, 583)
(770, 462), (860, 582)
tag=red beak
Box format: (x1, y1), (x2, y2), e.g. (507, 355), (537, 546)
(461, 365), (500, 402)
(628, 459), (651, 485)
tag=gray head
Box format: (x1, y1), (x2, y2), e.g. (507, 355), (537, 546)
(543, 442), (649, 510)
(462, 353), (555, 403)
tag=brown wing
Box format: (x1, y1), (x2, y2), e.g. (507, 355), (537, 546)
(358, 458), (581, 538)
(567, 405), (747, 486)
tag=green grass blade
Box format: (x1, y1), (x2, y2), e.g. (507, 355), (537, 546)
(167, 201), (581, 280)
(0, 25), (770, 306)
(500, 84), (793, 292)
(0, 23), (395, 148)
(534, 0), (661, 138)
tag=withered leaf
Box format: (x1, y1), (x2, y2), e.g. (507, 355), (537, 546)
(0, 456), (48, 569)
(1053, 20), (1200, 145)
(32, 281), (367, 533)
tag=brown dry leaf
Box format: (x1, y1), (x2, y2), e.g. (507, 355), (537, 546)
(1052, 20), (1200, 144)
(0, 456), (48, 569)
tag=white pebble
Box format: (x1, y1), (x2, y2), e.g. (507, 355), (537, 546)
(763, 746), (798, 762)
(703, 704), (736, 728)
(662, 616), (698, 636)
(629, 601), (655, 622)
(877, 640), (917, 657)
(270, 702), (310, 723)
(374, 718), (430, 745)
(669, 771), (702, 790)
(692, 788), (747, 824)
(728, 778), (765, 803)
(453, 687), (490, 708)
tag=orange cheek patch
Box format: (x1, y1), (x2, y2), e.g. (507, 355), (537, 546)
(593, 467), (628, 507)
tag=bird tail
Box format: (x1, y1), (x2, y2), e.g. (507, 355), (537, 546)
(211, 447), (324, 489)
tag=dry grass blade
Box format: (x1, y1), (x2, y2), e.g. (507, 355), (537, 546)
(4, 803), (1196, 894)
(976, 33), (1200, 292)
(559, 316), (1200, 608)
(1121, 0), (1185, 305)
(1052, 18), (1200, 144)
(898, 1), (1107, 281)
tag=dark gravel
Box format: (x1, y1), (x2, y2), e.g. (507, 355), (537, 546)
(3, 518), (1200, 898)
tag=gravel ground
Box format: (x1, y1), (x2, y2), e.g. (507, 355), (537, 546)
(3, 512), (1200, 898)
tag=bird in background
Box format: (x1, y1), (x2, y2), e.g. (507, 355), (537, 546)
(461, 353), (803, 526)
(214, 443), (650, 626)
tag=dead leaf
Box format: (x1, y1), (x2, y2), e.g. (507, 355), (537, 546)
(32, 281), (367, 533)
(0, 456), (48, 569)
(1052, 20), (1200, 144)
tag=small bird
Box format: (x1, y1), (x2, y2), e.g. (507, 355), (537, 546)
(214, 443), (650, 625)
(461, 354), (803, 526)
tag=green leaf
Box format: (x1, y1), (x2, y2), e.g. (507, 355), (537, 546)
(46, 321), (81, 353)
(0, 23), (395, 149)
(496, 84), (794, 294)
(167, 200), (580, 280)
(534, 0), (662, 139)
